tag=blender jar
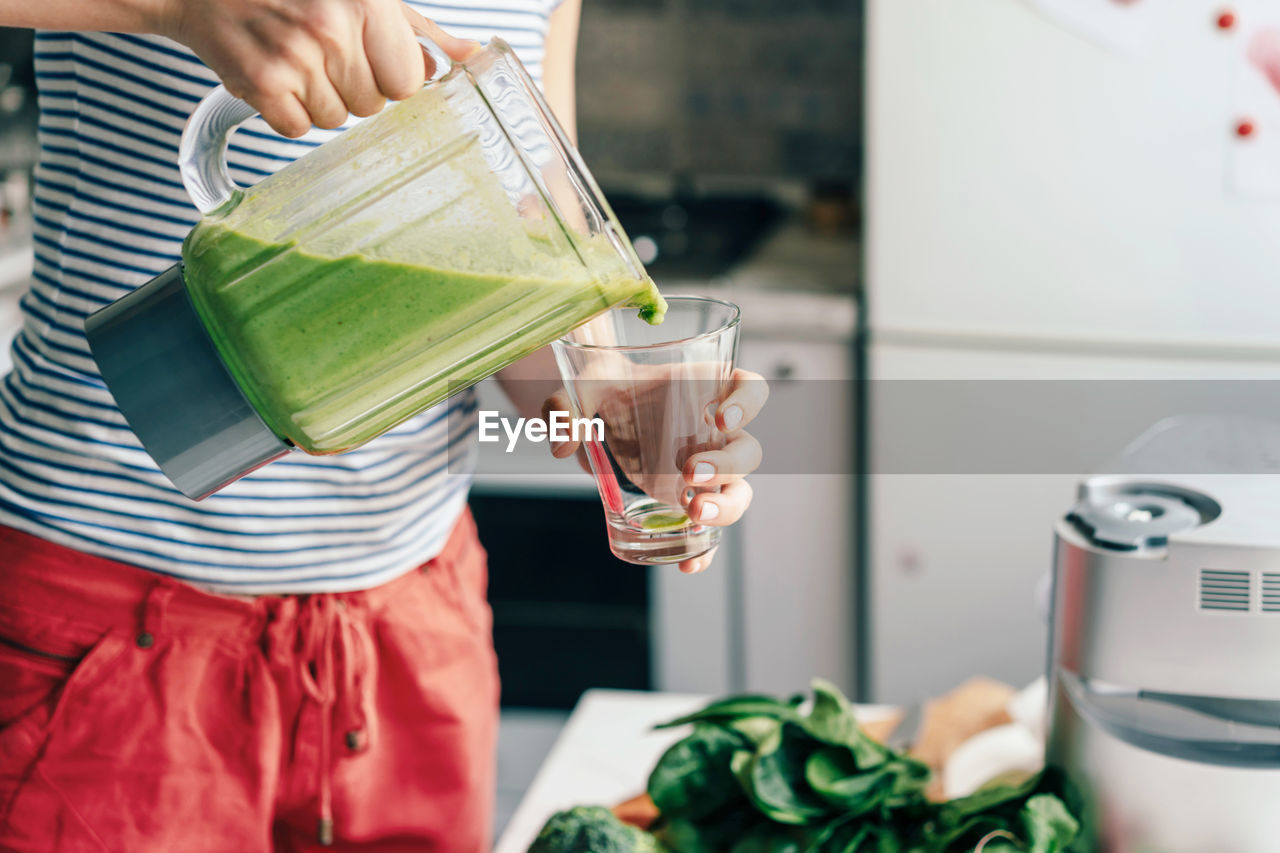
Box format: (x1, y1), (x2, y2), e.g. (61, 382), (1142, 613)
(85, 38), (664, 500)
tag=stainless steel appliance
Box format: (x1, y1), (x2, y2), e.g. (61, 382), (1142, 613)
(1047, 474), (1280, 852)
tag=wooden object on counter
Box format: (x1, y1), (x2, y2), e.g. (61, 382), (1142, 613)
(859, 714), (902, 744)
(906, 677), (1016, 799)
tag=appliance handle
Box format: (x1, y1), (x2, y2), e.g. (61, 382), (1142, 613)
(179, 32), (455, 215)
(1059, 670), (1280, 769)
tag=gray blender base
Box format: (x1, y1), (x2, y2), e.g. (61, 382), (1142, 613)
(84, 263), (289, 500)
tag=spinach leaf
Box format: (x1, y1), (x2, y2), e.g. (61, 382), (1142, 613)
(657, 696), (802, 730)
(936, 768), (1044, 824)
(731, 715), (784, 746)
(728, 825), (807, 853)
(924, 815), (1012, 850)
(803, 680), (887, 770)
(804, 748), (894, 816)
(655, 817), (719, 853)
(1021, 794), (1079, 853)
(936, 771), (1040, 823)
(859, 826), (905, 853)
(655, 802), (772, 853)
(883, 759), (932, 807)
(926, 780), (1079, 853)
(649, 723), (748, 821)
(797, 811), (860, 853)
(740, 722), (832, 825)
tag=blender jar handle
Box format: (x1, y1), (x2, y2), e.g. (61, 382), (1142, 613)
(178, 34), (458, 215)
(178, 88), (258, 215)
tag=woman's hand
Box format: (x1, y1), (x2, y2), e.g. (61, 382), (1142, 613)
(159, 0), (478, 137)
(543, 368), (768, 575)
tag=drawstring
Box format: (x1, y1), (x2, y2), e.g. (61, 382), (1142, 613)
(273, 595), (372, 846)
(297, 598), (337, 845)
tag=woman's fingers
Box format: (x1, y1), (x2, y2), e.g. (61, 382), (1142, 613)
(254, 90), (314, 139)
(281, 0), (377, 120)
(683, 433), (762, 487)
(362, 1), (430, 101)
(716, 369), (769, 433)
(199, 1), (479, 136)
(678, 547), (718, 575)
(400, 4), (484, 70)
(688, 479), (753, 529)
(301, 64), (352, 129)
(322, 5), (386, 117)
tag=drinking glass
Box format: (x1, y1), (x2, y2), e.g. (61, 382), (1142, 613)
(552, 296), (741, 564)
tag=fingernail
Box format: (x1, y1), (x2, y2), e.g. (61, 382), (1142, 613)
(699, 501), (720, 522)
(722, 405), (744, 430)
(691, 462), (715, 484)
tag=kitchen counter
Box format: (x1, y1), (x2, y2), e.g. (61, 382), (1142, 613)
(494, 689), (895, 853)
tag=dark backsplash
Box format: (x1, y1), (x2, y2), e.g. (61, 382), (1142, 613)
(577, 0), (861, 182)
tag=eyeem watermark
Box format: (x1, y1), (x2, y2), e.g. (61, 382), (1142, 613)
(478, 410), (603, 452)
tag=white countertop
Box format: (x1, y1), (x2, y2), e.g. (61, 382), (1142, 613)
(494, 689), (895, 853)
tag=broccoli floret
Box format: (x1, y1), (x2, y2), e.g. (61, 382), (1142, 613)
(528, 806), (667, 853)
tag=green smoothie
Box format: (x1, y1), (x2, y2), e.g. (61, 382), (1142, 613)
(183, 223), (665, 453)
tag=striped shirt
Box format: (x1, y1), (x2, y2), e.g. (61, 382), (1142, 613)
(1, 1), (561, 593)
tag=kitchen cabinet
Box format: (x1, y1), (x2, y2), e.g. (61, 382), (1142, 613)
(632, 294), (860, 699)
(732, 333), (858, 698)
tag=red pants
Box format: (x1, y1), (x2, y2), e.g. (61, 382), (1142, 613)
(0, 512), (499, 853)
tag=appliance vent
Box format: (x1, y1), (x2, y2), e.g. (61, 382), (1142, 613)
(1200, 569), (1251, 612)
(1263, 573), (1280, 613)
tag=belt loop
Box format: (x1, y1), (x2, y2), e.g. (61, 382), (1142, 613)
(137, 582), (176, 649)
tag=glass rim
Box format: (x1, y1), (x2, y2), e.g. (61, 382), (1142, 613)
(554, 295), (741, 353)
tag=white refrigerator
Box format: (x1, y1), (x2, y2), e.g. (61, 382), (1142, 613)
(864, 0), (1280, 701)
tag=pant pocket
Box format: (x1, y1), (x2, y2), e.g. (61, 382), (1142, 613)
(0, 604), (121, 764)
(0, 633), (79, 730)
(0, 628), (129, 847)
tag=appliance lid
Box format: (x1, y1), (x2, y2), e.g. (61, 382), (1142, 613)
(1066, 480), (1219, 551)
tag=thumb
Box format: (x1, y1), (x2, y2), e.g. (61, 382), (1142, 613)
(402, 7), (484, 67)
